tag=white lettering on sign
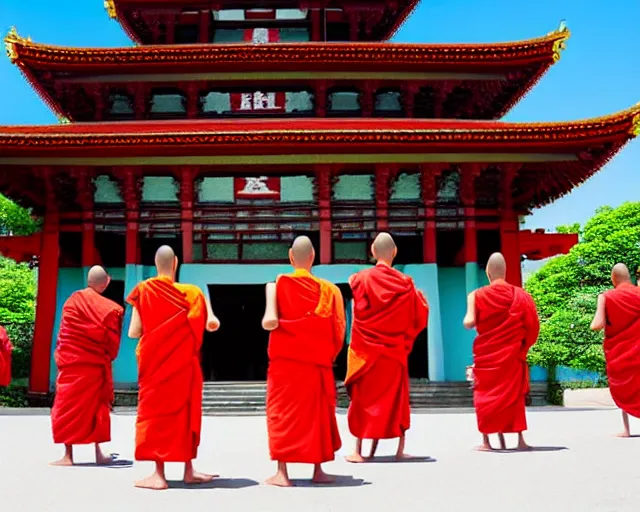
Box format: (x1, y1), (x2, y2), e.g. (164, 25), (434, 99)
(238, 92), (278, 111)
(252, 28), (269, 44)
(241, 177), (277, 195)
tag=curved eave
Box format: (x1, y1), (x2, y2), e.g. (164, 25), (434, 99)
(5, 30), (569, 71)
(0, 105), (636, 150)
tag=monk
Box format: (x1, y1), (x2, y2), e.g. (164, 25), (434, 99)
(463, 252), (539, 451)
(127, 245), (220, 490)
(0, 326), (12, 388)
(261, 236), (345, 487)
(590, 263), (640, 437)
(344, 233), (428, 463)
(50, 266), (124, 466)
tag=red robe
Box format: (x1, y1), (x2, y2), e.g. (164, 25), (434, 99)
(267, 268), (345, 464)
(473, 280), (539, 434)
(127, 277), (206, 462)
(345, 264), (429, 439)
(0, 326), (13, 387)
(604, 283), (640, 418)
(51, 289), (123, 445)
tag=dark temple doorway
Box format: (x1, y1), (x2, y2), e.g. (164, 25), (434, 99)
(203, 284), (268, 381)
(334, 283), (352, 382)
(102, 279), (125, 308)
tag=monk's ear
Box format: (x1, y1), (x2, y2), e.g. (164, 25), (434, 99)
(288, 248), (294, 266)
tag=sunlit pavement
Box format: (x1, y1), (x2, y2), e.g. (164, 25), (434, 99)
(1, 408), (639, 511)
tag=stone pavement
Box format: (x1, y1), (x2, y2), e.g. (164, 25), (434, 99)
(1, 408), (640, 512)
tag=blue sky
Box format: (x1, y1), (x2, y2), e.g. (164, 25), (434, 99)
(0, 0), (638, 231)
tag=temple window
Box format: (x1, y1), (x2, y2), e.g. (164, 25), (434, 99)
(415, 86), (436, 118)
(107, 91), (134, 119)
(197, 177), (234, 203)
(374, 89), (403, 116)
(149, 88), (187, 118)
(94, 175), (123, 204)
(390, 173), (421, 202)
(280, 176), (314, 202)
(437, 169), (461, 204)
(141, 176), (179, 203)
(328, 89), (361, 115)
(175, 24), (199, 44)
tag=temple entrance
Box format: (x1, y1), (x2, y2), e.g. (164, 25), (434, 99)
(103, 279), (125, 308)
(202, 284), (268, 381)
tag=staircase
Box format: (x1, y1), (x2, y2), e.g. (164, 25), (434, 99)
(199, 381), (548, 415)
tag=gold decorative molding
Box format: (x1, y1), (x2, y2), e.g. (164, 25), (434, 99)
(631, 104), (640, 137)
(104, 0), (117, 19)
(5, 27), (22, 63)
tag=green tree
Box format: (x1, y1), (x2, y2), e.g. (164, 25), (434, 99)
(0, 194), (39, 236)
(526, 202), (640, 374)
(555, 222), (581, 235)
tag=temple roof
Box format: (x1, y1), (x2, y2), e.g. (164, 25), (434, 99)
(0, 107), (637, 211)
(105, 0), (420, 43)
(4, 27), (570, 121)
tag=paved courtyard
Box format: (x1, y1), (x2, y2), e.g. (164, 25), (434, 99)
(1, 408), (640, 511)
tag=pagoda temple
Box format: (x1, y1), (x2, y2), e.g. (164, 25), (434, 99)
(1, 1), (638, 400)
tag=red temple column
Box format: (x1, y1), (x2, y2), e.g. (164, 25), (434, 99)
(403, 84), (418, 118)
(198, 10), (209, 43)
(461, 164), (481, 265)
(315, 165), (333, 265)
(30, 172), (60, 395)
(375, 165), (393, 232)
(315, 81), (327, 117)
(180, 167), (196, 264)
(500, 166), (522, 286)
(420, 165), (441, 264)
(74, 168), (97, 268)
(311, 9), (322, 41)
(121, 168), (141, 265)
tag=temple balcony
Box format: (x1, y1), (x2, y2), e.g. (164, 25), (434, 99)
(105, 0), (420, 44)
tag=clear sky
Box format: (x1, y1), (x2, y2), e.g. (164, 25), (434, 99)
(0, 0), (638, 231)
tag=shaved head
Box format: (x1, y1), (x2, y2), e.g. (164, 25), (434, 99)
(611, 263), (631, 287)
(372, 232), (397, 264)
(155, 245), (178, 278)
(289, 236), (315, 270)
(486, 252), (507, 282)
(87, 265), (110, 293)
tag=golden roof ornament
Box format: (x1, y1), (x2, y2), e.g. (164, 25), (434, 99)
(550, 20), (570, 62)
(5, 27), (23, 63)
(105, 0), (117, 19)
(56, 114), (71, 125)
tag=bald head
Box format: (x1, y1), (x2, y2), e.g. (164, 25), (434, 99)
(611, 263), (631, 287)
(486, 252), (507, 282)
(87, 265), (110, 294)
(289, 236), (315, 270)
(372, 232), (397, 264)
(155, 245), (178, 278)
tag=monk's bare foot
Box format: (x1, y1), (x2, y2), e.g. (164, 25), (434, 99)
(266, 472), (292, 487)
(615, 431), (631, 438)
(95, 451), (115, 466)
(516, 442), (533, 451)
(345, 453), (367, 463)
(49, 456), (74, 467)
(394, 453), (416, 461)
(134, 473), (169, 491)
(312, 468), (337, 484)
(184, 471), (217, 484)
(474, 444), (493, 452)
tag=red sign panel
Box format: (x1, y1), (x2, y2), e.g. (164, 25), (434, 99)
(230, 91), (286, 113)
(234, 177), (281, 200)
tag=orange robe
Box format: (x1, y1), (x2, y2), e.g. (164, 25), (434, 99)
(473, 280), (539, 434)
(51, 289), (123, 445)
(127, 277), (206, 462)
(604, 283), (640, 418)
(345, 264), (428, 439)
(266, 269), (345, 464)
(0, 326), (13, 387)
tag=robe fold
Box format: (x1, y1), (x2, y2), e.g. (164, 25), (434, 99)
(266, 268), (345, 464)
(604, 283), (640, 418)
(127, 277), (206, 463)
(51, 289), (123, 445)
(473, 280), (539, 434)
(0, 327), (13, 387)
(345, 264), (429, 440)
